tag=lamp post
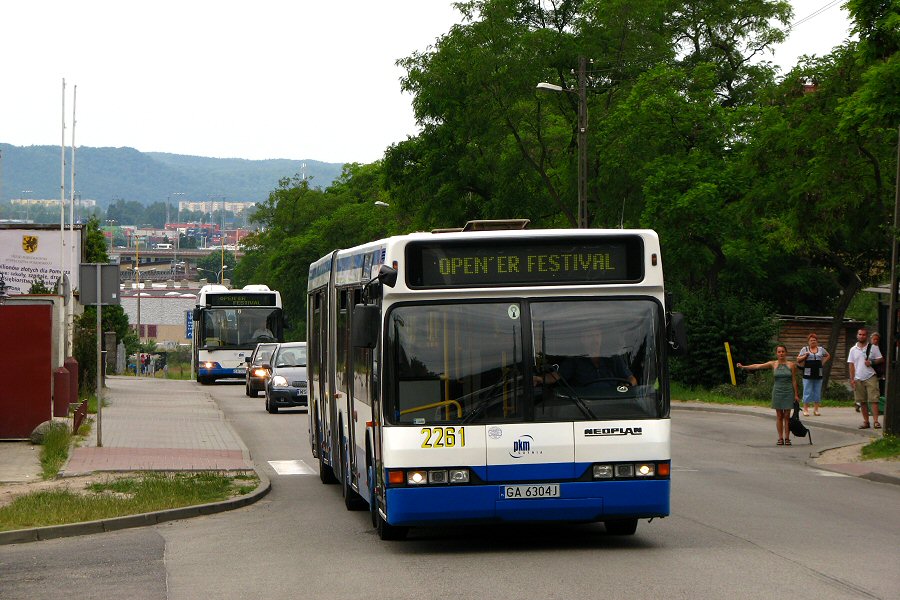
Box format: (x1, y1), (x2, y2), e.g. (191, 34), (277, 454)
(198, 266), (228, 284)
(169, 192), (185, 268)
(537, 55), (589, 229)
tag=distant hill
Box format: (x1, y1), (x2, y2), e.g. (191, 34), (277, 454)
(0, 143), (344, 205)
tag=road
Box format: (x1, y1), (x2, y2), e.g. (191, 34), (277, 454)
(2, 382), (898, 600)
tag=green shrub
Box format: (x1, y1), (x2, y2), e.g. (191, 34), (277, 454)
(670, 289), (779, 388)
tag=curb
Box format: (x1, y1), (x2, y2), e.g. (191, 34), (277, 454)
(0, 467), (271, 545)
(805, 443), (900, 487)
(671, 403), (880, 437)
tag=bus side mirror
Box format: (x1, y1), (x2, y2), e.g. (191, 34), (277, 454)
(376, 265), (398, 288)
(192, 307), (201, 321)
(668, 312), (688, 355)
(352, 304), (380, 349)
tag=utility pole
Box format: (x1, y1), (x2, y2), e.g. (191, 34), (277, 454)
(577, 55), (588, 229)
(884, 125), (900, 436)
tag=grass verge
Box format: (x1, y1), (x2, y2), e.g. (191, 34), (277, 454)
(861, 435), (900, 461)
(40, 425), (72, 480)
(0, 471), (259, 532)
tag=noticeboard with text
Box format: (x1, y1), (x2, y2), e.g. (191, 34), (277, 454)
(405, 235), (645, 288)
(205, 292), (277, 307)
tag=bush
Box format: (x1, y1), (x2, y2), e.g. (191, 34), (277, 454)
(670, 289), (779, 388)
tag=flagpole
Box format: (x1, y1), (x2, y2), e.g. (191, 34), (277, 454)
(68, 84), (77, 358)
(59, 78), (66, 366)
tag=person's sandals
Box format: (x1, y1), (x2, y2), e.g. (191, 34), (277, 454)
(784, 439), (791, 445)
(859, 423), (871, 429)
(777, 438), (784, 445)
(813, 410), (821, 416)
(803, 410), (809, 416)
(874, 422), (882, 429)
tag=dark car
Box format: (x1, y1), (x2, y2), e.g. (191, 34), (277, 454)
(265, 342), (308, 413)
(245, 342), (279, 397)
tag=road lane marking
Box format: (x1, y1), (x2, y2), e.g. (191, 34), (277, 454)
(268, 460), (316, 475)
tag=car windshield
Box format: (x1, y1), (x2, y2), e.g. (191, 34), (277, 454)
(253, 345), (277, 365)
(201, 307), (282, 349)
(275, 345), (307, 368)
(385, 299), (664, 425)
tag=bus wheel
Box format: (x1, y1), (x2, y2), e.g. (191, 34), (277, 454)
(341, 436), (366, 511)
(604, 519), (638, 536)
(198, 376), (211, 385)
(375, 502), (408, 541)
(316, 411), (338, 484)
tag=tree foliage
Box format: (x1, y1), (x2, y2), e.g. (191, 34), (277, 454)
(232, 0), (900, 389)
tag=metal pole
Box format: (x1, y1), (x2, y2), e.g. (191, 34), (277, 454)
(58, 78), (66, 367)
(96, 264), (103, 447)
(884, 125), (900, 436)
(577, 56), (588, 229)
(68, 85), (77, 360)
(136, 240), (141, 376)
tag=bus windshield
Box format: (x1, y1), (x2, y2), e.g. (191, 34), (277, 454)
(201, 307), (282, 349)
(385, 299), (664, 425)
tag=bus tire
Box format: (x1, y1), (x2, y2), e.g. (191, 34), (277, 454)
(604, 518), (638, 536)
(375, 502), (408, 541)
(198, 376), (211, 385)
(341, 433), (366, 511)
(316, 410), (338, 484)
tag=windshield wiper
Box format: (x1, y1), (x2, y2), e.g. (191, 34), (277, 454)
(462, 373), (518, 423)
(551, 374), (597, 420)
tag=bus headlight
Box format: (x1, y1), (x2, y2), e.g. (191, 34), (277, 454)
(592, 464), (614, 479)
(449, 469), (470, 484)
(202, 362), (215, 369)
(271, 375), (288, 388)
(635, 464), (655, 477)
(407, 470), (427, 485)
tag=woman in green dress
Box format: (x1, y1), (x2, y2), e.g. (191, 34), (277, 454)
(737, 345), (800, 445)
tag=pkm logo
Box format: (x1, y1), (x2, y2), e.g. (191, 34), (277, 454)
(509, 434), (541, 459)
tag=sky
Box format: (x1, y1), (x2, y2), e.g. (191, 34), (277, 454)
(0, 1), (854, 165)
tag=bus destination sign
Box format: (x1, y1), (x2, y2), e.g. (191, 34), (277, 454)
(406, 236), (644, 288)
(206, 293), (277, 307)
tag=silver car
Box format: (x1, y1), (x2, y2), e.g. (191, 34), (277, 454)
(265, 342), (308, 413)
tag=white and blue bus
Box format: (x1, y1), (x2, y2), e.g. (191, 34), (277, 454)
(307, 221), (685, 539)
(193, 284), (285, 384)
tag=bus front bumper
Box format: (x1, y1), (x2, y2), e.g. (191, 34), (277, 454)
(384, 479), (669, 526)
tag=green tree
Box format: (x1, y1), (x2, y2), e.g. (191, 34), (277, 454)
(196, 250), (236, 283)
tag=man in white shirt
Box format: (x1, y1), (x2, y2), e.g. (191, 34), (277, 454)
(847, 328), (883, 429)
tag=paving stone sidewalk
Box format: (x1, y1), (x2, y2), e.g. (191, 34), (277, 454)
(63, 375), (253, 474)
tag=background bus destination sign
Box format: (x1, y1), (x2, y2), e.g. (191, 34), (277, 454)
(407, 236), (644, 287)
(205, 293), (277, 307)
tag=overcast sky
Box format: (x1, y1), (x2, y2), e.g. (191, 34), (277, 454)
(0, 1), (853, 165)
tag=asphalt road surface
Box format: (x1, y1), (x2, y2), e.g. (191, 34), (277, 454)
(2, 381), (898, 600)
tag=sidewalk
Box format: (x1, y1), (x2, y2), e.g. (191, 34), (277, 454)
(672, 401), (900, 484)
(65, 376), (253, 474)
(0, 376), (267, 545)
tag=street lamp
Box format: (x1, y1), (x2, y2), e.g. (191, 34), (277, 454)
(197, 265), (228, 284)
(537, 56), (589, 229)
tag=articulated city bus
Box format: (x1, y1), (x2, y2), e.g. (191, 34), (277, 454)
(307, 221), (685, 539)
(193, 284), (284, 384)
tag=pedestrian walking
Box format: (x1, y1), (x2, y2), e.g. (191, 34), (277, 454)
(737, 344), (800, 445)
(847, 328), (882, 429)
(797, 333), (830, 416)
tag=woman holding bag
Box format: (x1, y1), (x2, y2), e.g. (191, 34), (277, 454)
(737, 344), (800, 445)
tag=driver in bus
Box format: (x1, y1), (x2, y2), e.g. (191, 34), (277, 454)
(251, 317), (275, 341)
(533, 328), (636, 391)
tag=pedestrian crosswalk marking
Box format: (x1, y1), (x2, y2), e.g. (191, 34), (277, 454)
(268, 460), (316, 475)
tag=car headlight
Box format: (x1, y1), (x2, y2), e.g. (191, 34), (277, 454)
(252, 368), (268, 378)
(271, 375), (288, 387)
